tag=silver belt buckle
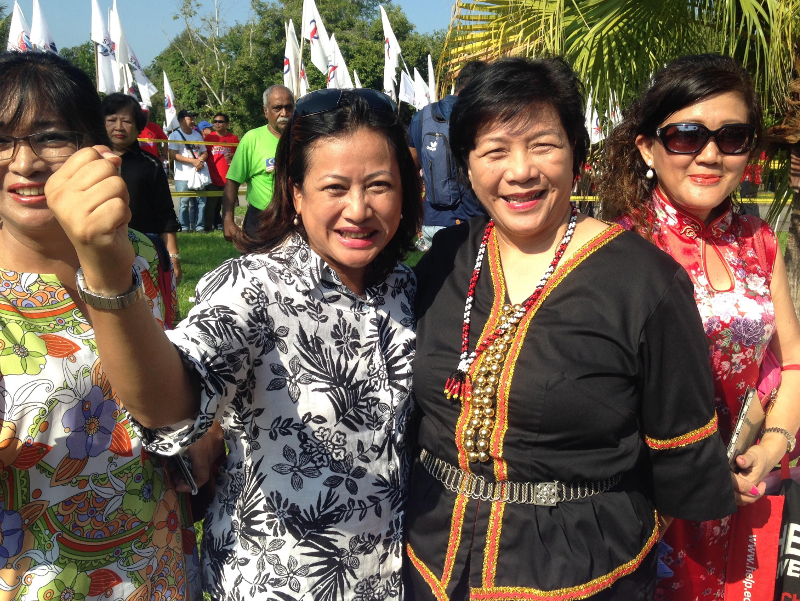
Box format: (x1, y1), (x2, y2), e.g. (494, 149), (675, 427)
(533, 482), (559, 506)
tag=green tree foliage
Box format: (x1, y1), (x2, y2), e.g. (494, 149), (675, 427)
(146, 0), (444, 134)
(59, 41), (96, 82)
(0, 2), (9, 48)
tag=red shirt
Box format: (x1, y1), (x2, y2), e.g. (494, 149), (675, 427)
(140, 122), (167, 159)
(204, 132), (240, 186)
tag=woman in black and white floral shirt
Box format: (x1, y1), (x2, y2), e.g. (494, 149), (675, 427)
(46, 89), (422, 601)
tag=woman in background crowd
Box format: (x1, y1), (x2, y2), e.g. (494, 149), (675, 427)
(405, 57), (734, 600)
(45, 88), (422, 601)
(601, 53), (800, 600)
(103, 93), (182, 284)
(0, 51), (200, 601)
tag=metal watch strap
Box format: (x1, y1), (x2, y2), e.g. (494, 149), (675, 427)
(763, 427), (797, 453)
(75, 267), (144, 310)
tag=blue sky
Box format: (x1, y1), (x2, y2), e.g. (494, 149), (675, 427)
(13, 0), (454, 67)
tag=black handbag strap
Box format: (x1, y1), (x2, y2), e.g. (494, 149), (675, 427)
(175, 129), (199, 159)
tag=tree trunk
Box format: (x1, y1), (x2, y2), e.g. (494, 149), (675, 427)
(785, 191), (800, 317)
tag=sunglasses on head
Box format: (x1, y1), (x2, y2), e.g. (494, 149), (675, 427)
(294, 88), (397, 118)
(289, 89), (398, 136)
(655, 123), (756, 155)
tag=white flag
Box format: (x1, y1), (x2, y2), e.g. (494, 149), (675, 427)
(299, 60), (309, 97)
(7, 1), (32, 52)
(413, 68), (429, 110)
(353, 70), (362, 89)
(427, 54), (437, 103)
(90, 0), (116, 94)
(380, 5), (401, 96)
(30, 0), (56, 53)
(301, 0), (330, 76)
(128, 44), (157, 106)
(327, 34), (353, 90)
(109, 1), (134, 93)
(284, 20), (302, 96)
(163, 71), (178, 131)
(585, 94), (603, 145)
(398, 70), (415, 106)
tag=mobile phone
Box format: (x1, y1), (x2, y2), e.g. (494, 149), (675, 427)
(168, 453), (198, 495)
(727, 388), (766, 472)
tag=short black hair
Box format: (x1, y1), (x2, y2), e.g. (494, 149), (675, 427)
(455, 61), (487, 94)
(213, 112), (229, 122)
(450, 57), (589, 181)
(0, 51), (107, 145)
(102, 93), (147, 132)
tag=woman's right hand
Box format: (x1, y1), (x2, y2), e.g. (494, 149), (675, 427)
(46, 146), (135, 296)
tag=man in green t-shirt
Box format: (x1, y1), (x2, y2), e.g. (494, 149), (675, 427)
(222, 84), (295, 242)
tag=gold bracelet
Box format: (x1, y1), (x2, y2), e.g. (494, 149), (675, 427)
(763, 427), (797, 453)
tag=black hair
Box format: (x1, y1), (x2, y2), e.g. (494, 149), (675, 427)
(240, 91), (422, 285)
(450, 57), (589, 183)
(0, 51), (107, 145)
(102, 93), (148, 132)
(213, 112), (229, 122)
(599, 54), (762, 235)
(455, 61), (487, 94)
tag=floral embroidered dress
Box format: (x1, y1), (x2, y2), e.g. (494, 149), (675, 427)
(620, 189), (777, 600)
(135, 233), (416, 601)
(0, 230), (200, 601)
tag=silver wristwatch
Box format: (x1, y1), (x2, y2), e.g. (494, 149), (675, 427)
(75, 267), (144, 310)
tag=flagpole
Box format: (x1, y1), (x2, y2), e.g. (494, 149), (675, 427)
(400, 54), (411, 77)
(94, 42), (100, 93)
(298, 36), (305, 95)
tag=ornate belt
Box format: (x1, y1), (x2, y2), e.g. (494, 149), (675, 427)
(420, 449), (621, 506)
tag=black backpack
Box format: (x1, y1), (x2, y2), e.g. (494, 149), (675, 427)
(419, 102), (466, 210)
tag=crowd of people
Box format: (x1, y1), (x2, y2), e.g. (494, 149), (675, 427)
(0, 47), (797, 601)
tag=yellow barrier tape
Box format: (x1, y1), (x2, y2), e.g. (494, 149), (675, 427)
(170, 190), (249, 197)
(138, 138), (239, 147)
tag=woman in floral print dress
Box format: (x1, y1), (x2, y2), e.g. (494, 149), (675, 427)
(46, 89), (423, 601)
(601, 54), (800, 599)
(0, 52), (200, 600)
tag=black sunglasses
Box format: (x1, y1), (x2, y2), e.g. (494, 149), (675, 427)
(655, 123), (756, 155)
(288, 89), (398, 136)
(213, 120), (227, 124)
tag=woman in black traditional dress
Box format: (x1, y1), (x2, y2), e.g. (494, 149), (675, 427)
(405, 57), (736, 600)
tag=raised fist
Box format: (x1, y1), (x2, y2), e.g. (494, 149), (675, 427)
(45, 146), (135, 296)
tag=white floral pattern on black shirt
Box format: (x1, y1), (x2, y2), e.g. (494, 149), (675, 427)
(135, 234), (416, 601)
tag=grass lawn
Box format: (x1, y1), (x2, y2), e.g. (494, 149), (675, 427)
(176, 229), (425, 319)
(175, 231), (241, 319)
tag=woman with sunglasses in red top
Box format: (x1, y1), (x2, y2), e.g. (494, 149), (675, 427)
(602, 54), (800, 600)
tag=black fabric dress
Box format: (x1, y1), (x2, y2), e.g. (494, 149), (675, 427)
(405, 217), (736, 601)
(119, 142), (180, 235)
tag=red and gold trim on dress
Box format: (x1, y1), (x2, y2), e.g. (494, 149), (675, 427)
(407, 494), (470, 601)
(489, 225), (625, 479)
(482, 501), (505, 587)
(455, 233), (508, 470)
(645, 414), (718, 450)
(470, 511), (660, 601)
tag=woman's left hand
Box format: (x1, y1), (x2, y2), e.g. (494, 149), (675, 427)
(731, 436), (787, 505)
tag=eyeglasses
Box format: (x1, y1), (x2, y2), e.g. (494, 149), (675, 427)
(289, 89), (398, 136)
(655, 123), (756, 155)
(213, 120), (227, 124)
(0, 131), (85, 164)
